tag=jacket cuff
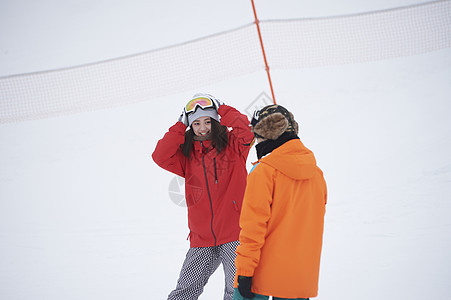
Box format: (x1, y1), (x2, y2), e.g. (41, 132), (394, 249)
(235, 268), (255, 277)
(172, 121), (187, 131)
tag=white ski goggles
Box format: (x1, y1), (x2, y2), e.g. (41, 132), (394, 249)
(184, 97), (214, 114)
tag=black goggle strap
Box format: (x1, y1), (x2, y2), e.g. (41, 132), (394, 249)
(250, 109), (260, 127)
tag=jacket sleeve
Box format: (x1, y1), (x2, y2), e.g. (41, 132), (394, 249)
(151, 121), (187, 177)
(235, 163), (274, 277)
(218, 105), (254, 157)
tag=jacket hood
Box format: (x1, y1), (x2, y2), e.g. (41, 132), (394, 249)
(259, 139), (317, 180)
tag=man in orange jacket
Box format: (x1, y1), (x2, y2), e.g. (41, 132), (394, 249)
(233, 105), (327, 300)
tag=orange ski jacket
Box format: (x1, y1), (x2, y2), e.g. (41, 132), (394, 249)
(235, 139), (327, 298)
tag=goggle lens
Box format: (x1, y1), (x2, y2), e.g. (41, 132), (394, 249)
(185, 97), (214, 113)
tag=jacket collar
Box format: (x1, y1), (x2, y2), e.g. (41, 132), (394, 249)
(193, 139), (213, 154)
(255, 132), (299, 159)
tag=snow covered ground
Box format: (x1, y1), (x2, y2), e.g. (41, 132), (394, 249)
(1, 1), (451, 299)
(1, 48), (450, 299)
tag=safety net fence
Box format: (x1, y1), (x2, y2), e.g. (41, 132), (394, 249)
(1, 0), (450, 123)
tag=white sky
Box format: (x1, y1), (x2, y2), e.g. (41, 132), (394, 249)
(0, 0), (431, 77)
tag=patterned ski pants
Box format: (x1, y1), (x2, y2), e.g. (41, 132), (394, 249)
(167, 240), (239, 300)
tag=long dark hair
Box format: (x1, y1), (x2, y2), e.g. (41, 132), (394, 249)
(181, 118), (228, 158)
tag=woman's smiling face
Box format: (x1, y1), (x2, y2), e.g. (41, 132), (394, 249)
(191, 116), (212, 137)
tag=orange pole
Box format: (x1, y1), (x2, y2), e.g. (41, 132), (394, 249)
(251, 0), (276, 104)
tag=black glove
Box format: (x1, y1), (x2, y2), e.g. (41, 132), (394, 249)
(237, 276), (255, 298)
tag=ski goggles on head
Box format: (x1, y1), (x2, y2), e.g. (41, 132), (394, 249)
(184, 97), (214, 114)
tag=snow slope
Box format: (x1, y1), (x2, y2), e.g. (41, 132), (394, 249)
(1, 48), (450, 300)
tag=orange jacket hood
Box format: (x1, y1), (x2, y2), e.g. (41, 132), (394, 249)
(260, 139), (317, 180)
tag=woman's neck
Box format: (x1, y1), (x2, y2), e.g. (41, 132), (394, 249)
(193, 133), (212, 141)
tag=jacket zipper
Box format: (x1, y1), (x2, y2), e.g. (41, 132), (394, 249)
(213, 158), (218, 184)
(201, 142), (217, 246)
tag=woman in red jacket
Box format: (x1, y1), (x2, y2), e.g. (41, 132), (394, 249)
(152, 93), (253, 300)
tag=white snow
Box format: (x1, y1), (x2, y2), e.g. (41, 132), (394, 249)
(1, 1), (450, 299)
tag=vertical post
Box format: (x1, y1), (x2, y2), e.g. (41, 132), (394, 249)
(251, 0), (276, 104)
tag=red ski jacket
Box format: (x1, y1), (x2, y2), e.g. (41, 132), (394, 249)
(152, 105), (253, 247)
